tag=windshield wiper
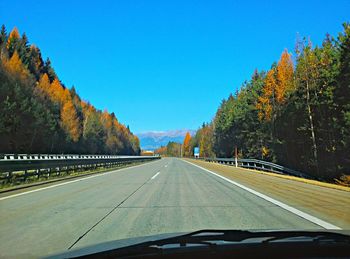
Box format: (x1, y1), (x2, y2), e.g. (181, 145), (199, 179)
(81, 229), (350, 258)
(132, 229), (349, 245)
(184, 230), (346, 245)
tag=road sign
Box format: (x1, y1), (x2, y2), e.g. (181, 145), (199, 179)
(194, 147), (199, 158)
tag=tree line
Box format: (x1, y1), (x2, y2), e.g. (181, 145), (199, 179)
(155, 141), (182, 157)
(0, 25), (140, 155)
(186, 23), (350, 181)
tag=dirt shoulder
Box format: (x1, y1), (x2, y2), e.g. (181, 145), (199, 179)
(184, 158), (350, 229)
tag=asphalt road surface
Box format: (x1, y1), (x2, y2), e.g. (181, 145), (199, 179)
(0, 157), (347, 257)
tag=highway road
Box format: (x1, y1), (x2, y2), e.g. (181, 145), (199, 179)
(0, 157), (348, 257)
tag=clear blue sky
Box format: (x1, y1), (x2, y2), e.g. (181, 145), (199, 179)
(1, 1), (349, 133)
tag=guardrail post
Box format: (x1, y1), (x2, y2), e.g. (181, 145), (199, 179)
(8, 171), (13, 184)
(234, 146), (238, 168)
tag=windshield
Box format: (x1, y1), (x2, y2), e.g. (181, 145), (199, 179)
(0, 1), (349, 258)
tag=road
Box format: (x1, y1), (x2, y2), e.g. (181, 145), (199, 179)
(0, 157), (348, 257)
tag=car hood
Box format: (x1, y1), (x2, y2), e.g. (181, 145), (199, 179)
(47, 229), (350, 258)
(47, 232), (187, 258)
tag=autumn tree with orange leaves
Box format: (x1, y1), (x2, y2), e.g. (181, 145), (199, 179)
(3, 51), (29, 80)
(61, 100), (81, 142)
(182, 132), (192, 157)
(6, 27), (20, 57)
(0, 25), (140, 155)
(276, 50), (294, 102)
(257, 50), (294, 122)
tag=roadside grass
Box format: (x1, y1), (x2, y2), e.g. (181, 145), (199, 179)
(240, 167), (350, 192)
(335, 175), (350, 187)
(186, 158), (350, 192)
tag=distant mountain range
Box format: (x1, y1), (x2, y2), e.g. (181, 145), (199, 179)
(137, 129), (196, 150)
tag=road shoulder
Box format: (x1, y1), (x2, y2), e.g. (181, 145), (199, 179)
(182, 158), (350, 229)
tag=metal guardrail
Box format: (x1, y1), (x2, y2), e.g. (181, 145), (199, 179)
(204, 157), (312, 179)
(0, 154), (160, 184)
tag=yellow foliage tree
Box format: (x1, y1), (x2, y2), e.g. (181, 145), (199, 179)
(4, 51), (29, 80)
(62, 88), (71, 103)
(101, 110), (113, 131)
(256, 49), (294, 121)
(60, 100), (81, 142)
(199, 125), (214, 157)
(35, 73), (51, 99)
(276, 50), (294, 103)
(49, 78), (63, 103)
(257, 69), (275, 121)
(101, 110), (121, 152)
(182, 131), (192, 157)
(38, 73), (51, 92)
(7, 27), (20, 47)
(261, 146), (269, 158)
(49, 78), (70, 104)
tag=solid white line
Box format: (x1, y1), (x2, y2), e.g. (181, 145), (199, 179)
(182, 159), (341, 230)
(151, 172), (160, 180)
(0, 160), (162, 201)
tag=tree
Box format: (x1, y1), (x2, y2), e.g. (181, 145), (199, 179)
(334, 23), (350, 172)
(28, 45), (44, 80)
(182, 132), (192, 157)
(43, 58), (56, 82)
(0, 25), (7, 59)
(155, 146), (167, 156)
(154, 142), (182, 157)
(257, 69), (275, 121)
(38, 73), (51, 93)
(295, 40), (321, 175)
(49, 78), (69, 104)
(7, 27), (20, 57)
(199, 124), (214, 157)
(193, 24), (349, 180)
(100, 110), (122, 153)
(7, 27), (20, 45)
(81, 103), (106, 154)
(60, 100), (81, 142)
(3, 50), (29, 80)
(167, 141), (182, 157)
(0, 25), (6, 46)
(276, 50), (294, 103)
(0, 25), (140, 155)
(0, 59), (59, 153)
(257, 50), (294, 121)
(17, 33), (30, 65)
